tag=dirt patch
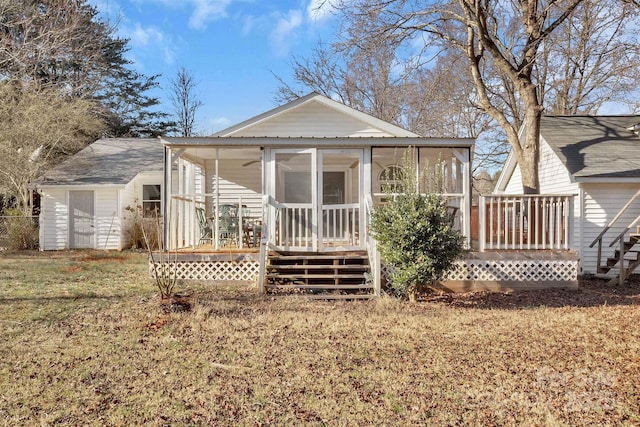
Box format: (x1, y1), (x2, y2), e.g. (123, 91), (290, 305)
(422, 275), (640, 309)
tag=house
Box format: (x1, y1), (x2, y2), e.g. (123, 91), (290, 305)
(495, 115), (640, 278)
(158, 93), (578, 294)
(32, 138), (166, 250)
(31, 93), (580, 294)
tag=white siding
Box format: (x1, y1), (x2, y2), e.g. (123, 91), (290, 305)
(503, 164), (523, 193)
(538, 139), (578, 194)
(39, 188), (68, 250)
(580, 183), (640, 275)
(233, 101), (394, 138)
(206, 159), (262, 215)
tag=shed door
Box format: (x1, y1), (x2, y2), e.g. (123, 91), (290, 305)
(69, 190), (95, 248)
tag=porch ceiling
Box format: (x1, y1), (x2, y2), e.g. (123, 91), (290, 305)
(179, 147), (262, 161)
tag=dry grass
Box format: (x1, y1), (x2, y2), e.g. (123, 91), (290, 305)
(1, 250), (640, 426)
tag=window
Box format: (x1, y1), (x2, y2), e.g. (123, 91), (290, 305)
(142, 184), (161, 217)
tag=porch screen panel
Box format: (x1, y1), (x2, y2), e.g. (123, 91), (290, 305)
(320, 150), (361, 248)
(277, 152), (313, 248)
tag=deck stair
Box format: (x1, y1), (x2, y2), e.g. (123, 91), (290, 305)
(597, 226), (640, 283)
(265, 250), (374, 299)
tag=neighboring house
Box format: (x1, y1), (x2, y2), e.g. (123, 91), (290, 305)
(31, 138), (166, 250)
(495, 115), (640, 276)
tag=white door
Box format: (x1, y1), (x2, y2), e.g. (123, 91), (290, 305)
(270, 149), (317, 251)
(268, 148), (363, 252)
(318, 149), (363, 251)
(69, 190), (95, 248)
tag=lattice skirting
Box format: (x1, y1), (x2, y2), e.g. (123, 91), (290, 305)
(150, 261), (260, 282)
(381, 256), (579, 291)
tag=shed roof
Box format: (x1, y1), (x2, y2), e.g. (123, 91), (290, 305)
(32, 138), (163, 187)
(541, 115), (640, 179)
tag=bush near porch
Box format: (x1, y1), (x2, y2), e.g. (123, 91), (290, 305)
(1, 250), (639, 425)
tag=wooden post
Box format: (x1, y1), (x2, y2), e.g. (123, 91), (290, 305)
(619, 238), (626, 285)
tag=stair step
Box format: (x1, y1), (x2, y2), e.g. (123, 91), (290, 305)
(267, 264), (370, 271)
(267, 273), (367, 279)
(304, 293), (376, 300)
(269, 252), (368, 260)
(269, 283), (373, 290)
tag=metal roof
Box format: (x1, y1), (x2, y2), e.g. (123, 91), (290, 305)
(32, 138), (163, 187)
(160, 136), (475, 148)
(541, 115), (640, 179)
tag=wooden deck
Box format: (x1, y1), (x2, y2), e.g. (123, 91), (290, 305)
(151, 248), (580, 294)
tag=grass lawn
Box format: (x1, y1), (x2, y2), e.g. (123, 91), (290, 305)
(1, 250), (639, 426)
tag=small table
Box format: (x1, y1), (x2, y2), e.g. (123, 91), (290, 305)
(242, 218), (263, 247)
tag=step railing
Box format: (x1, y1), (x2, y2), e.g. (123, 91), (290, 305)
(479, 194), (573, 251)
(589, 189), (640, 283)
(364, 194), (381, 295)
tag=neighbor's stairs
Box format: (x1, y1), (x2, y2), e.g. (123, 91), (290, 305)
(265, 250), (374, 299)
(597, 226), (640, 283)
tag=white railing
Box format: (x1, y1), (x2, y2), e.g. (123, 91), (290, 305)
(271, 202), (313, 251)
(168, 192), (262, 250)
(364, 194), (381, 295)
(321, 203), (359, 249)
(479, 194), (573, 251)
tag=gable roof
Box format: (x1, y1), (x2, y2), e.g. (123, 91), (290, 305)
(212, 92), (420, 138)
(32, 138), (163, 187)
(541, 115), (640, 179)
(496, 115), (640, 190)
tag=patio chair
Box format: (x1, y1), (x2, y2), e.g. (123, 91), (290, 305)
(218, 204), (240, 247)
(195, 207), (213, 245)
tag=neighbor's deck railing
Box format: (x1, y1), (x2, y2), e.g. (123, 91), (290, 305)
(479, 194), (573, 251)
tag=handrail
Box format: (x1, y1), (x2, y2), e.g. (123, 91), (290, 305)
(609, 214), (640, 247)
(364, 193), (381, 295)
(589, 188), (640, 248)
(586, 189), (640, 282)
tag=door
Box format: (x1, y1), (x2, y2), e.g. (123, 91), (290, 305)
(318, 150), (363, 251)
(269, 148), (363, 252)
(69, 190), (95, 248)
(270, 149), (316, 251)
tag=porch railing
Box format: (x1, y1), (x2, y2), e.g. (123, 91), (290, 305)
(168, 192), (262, 250)
(479, 194), (573, 251)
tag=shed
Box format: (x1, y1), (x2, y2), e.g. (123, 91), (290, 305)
(32, 138), (165, 250)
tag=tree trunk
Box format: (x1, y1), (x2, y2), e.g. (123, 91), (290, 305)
(517, 89), (543, 194)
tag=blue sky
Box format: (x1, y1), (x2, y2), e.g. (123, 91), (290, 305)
(90, 0), (340, 134)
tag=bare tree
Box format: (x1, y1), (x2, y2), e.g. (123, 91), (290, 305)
(540, 0), (640, 114)
(276, 41), (503, 176)
(0, 83), (105, 214)
(169, 67), (203, 137)
(283, 1), (640, 193)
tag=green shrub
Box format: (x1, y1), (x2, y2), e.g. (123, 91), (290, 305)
(4, 208), (39, 250)
(370, 149), (466, 301)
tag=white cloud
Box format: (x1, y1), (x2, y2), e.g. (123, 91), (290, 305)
(307, 0), (339, 22)
(269, 9), (303, 57)
(188, 0), (233, 30)
(127, 23), (164, 46)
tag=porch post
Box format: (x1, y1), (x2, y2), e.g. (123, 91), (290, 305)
(461, 148), (472, 245)
(163, 146), (172, 250)
(214, 148), (220, 250)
